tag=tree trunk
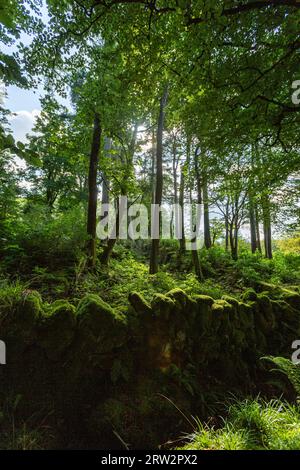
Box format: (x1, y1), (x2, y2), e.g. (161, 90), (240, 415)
(225, 201), (229, 251)
(102, 137), (111, 206)
(233, 223), (239, 260)
(101, 199), (119, 265)
(194, 145), (202, 205)
(229, 220), (238, 260)
(191, 145), (203, 280)
(191, 248), (203, 281)
(262, 196), (272, 259)
(87, 113), (101, 267)
(149, 86), (168, 274)
(179, 167), (185, 253)
(249, 196), (257, 253)
(203, 175), (212, 249)
(255, 207), (262, 253)
(151, 128), (156, 204)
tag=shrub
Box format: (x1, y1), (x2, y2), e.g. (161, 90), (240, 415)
(2, 205), (87, 272)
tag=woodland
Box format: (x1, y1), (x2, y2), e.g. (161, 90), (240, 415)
(0, 0), (300, 450)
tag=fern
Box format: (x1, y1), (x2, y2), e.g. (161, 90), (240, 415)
(262, 356), (300, 397)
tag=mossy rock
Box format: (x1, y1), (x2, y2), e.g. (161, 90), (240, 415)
(151, 293), (176, 320)
(166, 288), (195, 315)
(0, 291), (42, 355)
(222, 295), (240, 308)
(233, 302), (255, 347)
(194, 294), (214, 307)
(242, 288), (258, 302)
(128, 291), (152, 315)
(212, 300), (232, 334)
(255, 294), (276, 333)
(271, 299), (300, 348)
(37, 300), (77, 360)
(237, 302), (254, 328)
(193, 295), (214, 333)
(256, 282), (281, 297)
(280, 289), (300, 311)
(76, 294), (128, 353)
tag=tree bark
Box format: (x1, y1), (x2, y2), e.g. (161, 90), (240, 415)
(87, 112), (101, 267)
(179, 167), (185, 253)
(149, 86), (168, 274)
(255, 207), (262, 253)
(262, 195), (272, 259)
(151, 128), (156, 204)
(101, 198), (119, 265)
(225, 200), (229, 251)
(229, 221), (238, 260)
(249, 196), (257, 253)
(191, 145), (203, 280)
(203, 175), (212, 249)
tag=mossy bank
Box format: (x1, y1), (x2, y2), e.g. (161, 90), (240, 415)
(0, 283), (299, 449)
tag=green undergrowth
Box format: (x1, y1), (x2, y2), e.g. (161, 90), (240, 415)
(179, 398), (300, 450)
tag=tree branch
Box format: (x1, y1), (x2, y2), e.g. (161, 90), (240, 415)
(188, 0), (300, 25)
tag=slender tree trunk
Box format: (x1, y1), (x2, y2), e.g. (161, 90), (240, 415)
(229, 218), (238, 260)
(87, 113), (101, 267)
(262, 195), (272, 259)
(203, 175), (212, 249)
(233, 223), (239, 260)
(102, 137), (111, 206)
(101, 199), (119, 265)
(229, 222), (235, 259)
(194, 145), (202, 204)
(172, 137), (179, 241)
(149, 86), (168, 274)
(179, 167), (185, 253)
(151, 129), (156, 204)
(191, 248), (203, 281)
(191, 145), (203, 280)
(100, 137), (110, 236)
(255, 207), (262, 253)
(249, 196), (257, 254)
(225, 200), (229, 251)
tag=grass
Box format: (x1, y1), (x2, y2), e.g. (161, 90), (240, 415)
(179, 397), (300, 450)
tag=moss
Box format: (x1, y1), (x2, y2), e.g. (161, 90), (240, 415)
(255, 294), (276, 334)
(166, 288), (189, 308)
(242, 289), (258, 302)
(76, 294), (127, 353)
(211, 302), (224, 313)
(237, 302), (254, 331)
(193, 295), (214, 334)
(257, 282), (280, 295)
(167, 289), (197, 321)
(222, 295), (240, 308)
(194, 294), (214, 306)
(151, 293), (175, 320)
(0, 290), (42, 355)
(37, 300), (76, 360)
(212, 300), (232, 334)
(280, 289), (300, 311)
(128, 291), (152, 315)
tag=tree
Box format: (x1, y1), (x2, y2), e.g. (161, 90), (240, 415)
(149, 85), (168, 274)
